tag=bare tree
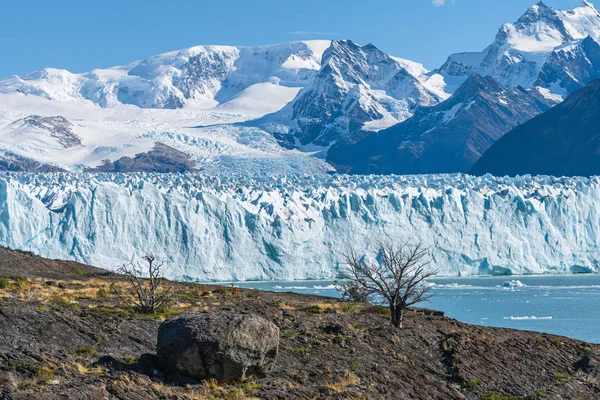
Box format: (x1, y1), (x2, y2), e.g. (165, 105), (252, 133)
(112, 254), (173, 314)
(339, 241), (437, 328)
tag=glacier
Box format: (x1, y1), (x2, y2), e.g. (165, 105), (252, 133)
(1, 172), (600, 281)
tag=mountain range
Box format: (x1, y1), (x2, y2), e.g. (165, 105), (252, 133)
(1, 1), (599, 175)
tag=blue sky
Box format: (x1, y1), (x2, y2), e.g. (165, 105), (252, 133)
(0, 0), (586, 77)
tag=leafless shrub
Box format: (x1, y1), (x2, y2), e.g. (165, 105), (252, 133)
(339, 241), (437, 328)
(111, 254), (173, 314)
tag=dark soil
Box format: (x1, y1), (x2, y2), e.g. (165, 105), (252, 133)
(0, 247), (599, 399)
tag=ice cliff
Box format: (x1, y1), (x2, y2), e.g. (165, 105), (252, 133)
(1, 173), (599, 281)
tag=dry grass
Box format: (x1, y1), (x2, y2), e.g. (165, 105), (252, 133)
(0, 275), (225, 318)
(168, 378), (262, 400)
(277, 301), (297, 310)
(327, 371), (361, 393)
(74, 363), (89, 375)
(306, 301), (362, 314)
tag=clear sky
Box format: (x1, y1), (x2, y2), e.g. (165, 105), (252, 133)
(0, 0), (587, 77)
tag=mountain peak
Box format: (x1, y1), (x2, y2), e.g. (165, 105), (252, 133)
(580, 1), (596, 9)
(517, 1), (559, 26)
(536, 1), (550, 9)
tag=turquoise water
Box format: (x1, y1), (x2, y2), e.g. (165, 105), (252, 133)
(234, 275), (600, 344)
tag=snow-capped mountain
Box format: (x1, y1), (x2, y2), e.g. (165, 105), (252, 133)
(0, 40), (443, 172)
(0, 41), (329, 109)
(328, 75), (548, 174)
(471, 78), (600, 176)
(433, 1), (600, 101)
(257, 40), (445, 149)
(0, 2), (599, 174)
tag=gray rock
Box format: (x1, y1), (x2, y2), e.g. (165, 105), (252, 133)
(86, 142), (196, 173)
(0, 150), (66, 172)
(21, 115), (82, 148)
(157, 312), (279, 382)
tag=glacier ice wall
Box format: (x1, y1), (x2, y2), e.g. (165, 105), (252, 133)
(1, 172), (600, 281)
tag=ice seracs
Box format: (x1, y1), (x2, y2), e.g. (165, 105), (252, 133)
(2, 173), (600, 281)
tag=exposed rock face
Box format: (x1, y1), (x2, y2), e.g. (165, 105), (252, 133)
(20, 115), (82, 148)
(0, 150), (65, 172)
(157, 312), (279, 382)
(328, 75), (548, 174)
(86, 143), (195, 173)
(471, 78), (600, 177)
(259, 40), (443, 149)
(533, 36), (600, 98)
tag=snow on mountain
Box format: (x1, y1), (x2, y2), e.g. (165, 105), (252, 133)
(0, 40), (444, 172)
(0, 41), (329, 109)
(327, 75), (549, 174)
(433, 1), (600, 101)
(258, 40), (444, 149)
(3, 172), (600, 281)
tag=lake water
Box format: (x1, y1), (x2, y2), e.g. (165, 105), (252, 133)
(233, 275), (600, 344)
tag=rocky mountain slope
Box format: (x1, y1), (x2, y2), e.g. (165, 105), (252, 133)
(257, 40), (444, 149)
(327, 75), (549, 174)
(327, 2), (600, 175)
(1, 247), (599, 399)
(0, 2), (599, 175)
(0, 40), (442, 173)
(471, 78), (600, 177)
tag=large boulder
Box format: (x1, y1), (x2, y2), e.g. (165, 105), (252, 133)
(157, 312), (279, 382)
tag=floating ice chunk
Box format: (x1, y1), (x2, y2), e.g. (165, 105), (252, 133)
(502, 280), (528, 290)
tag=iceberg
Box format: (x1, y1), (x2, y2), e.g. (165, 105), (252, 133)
(1, 172), (600, 281)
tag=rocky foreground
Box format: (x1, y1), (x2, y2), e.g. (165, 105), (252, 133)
(0, 248), (599, 399)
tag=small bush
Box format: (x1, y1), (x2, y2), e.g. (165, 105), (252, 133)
(74, 347), (97, 357)
(241, 379), (261, 394)
(14, 276), (29, 288)
(50, 295), (79, 309)
(35, 366), (56, 384)
(96, 287), (108, 298)
(201, 378), (221, 391)
(74, 269), (85, 276)
(554, 372), (575, 385)
(338, 302), (358, 314)
(0, 276), (9, 289)
(364, 305), (392, 316)
(528, 389), (546, 399)
(123, 355), (140, 364)
(289, 347), (311, 355)
(462, 379), (482, 389)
